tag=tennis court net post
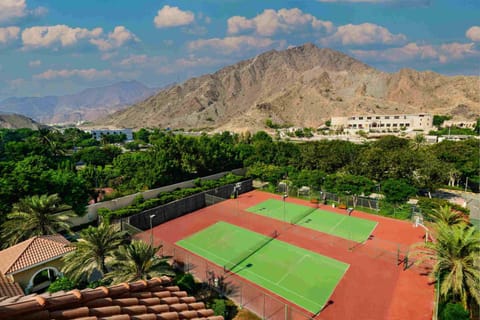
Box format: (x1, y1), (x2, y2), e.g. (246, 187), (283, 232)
(290, 206), (317, 225)
(224, 229), (279, 273)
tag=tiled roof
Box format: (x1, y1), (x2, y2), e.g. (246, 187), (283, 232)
(0, 277), (224, 320)
(0, 273), (24, 298)
(0, 235), (74, 275)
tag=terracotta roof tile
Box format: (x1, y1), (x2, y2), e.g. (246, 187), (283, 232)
(0, 273), (24, 298)
(0, 235), (74, 275)
(0, 277), (223, 320)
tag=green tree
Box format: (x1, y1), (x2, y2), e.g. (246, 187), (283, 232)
(0, 194), (73, 248)
(324, 174), (374, 207)
(440, 303), (470, 320)
(47, 277), (77, 293)
(426, 205), (468, 227)
(105, 240), (174, 284)
(381, 179), (417, 207)
(62, 223), (127, 282)
(413, 224), (480, 313)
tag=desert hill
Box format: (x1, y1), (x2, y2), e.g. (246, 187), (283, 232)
(103, 43), (480, 132)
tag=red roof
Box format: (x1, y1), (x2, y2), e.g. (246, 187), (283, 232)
(0, 235), (74, 275)
(0, 277), (224, 320)
(0, 274), (23, 298)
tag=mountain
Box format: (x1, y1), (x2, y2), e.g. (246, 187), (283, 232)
(103, 43), (480, 132)
(0, 81), (157, 125)
(0, 113), (46, 130)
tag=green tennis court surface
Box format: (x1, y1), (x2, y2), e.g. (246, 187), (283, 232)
(246, 199), (377, 242)
(176, 221), (349, 314)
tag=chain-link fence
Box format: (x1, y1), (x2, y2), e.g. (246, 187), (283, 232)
(159, 241), (314, 320)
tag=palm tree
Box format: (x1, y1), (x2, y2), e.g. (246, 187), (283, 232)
(0, 194), (73, 248)
(413, 224), (480, 314)
(427, 205), (468, 228)
(62, 223), (127, 282)
(105, 240), (174, 284)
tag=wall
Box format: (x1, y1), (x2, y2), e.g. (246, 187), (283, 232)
(71, 168), (246, 227)
(9, 257), (64, 292)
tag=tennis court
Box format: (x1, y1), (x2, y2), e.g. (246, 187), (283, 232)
(176, 221), (349, 314)
(246, 199), (377, 242)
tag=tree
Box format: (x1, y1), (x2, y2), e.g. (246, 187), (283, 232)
(381, 179), (417, 207)
(62, 223), (127, 282)
(0, 194), (73, 248)
(414, 224), (480, 313)
(426, 205), (468, 227)
(105, 240), (174, 284)
(324, 174), (374, 207)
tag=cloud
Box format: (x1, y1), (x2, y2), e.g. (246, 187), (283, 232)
(118, 54), (166, 67)
(351, 42), (478, 63)
(0, 0), (47, 24)
(90, 26), (139, 51)
(0, 26), (20, 44)
(188, 35), (285, 54)
(154, 5), (194, 28)
(22, 25), (103, 49)
(28, 59), (41, 67)
(320, 23), (406, 46)
(33, 68), (112, 80)
(317, 0), (430, 4)
(466, 26), (480, 42)
(227, 8), (333, 36)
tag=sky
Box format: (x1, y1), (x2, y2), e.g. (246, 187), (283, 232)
(0, 0), (479, 100)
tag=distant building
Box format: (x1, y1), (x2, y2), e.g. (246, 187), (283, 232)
(331, 113), (433, 133)
(89, 128), (133, 141)
(443, 120), (476, 129)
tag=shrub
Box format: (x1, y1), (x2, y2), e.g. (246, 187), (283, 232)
(439, 303), (469, 320)
(211, 299), (226, 316)
(176, 273), (196, 293)
(47, 277), (76, 293)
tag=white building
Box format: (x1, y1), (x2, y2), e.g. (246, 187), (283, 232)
(331, 113), (433, 133)
(443, 120), (476, 129)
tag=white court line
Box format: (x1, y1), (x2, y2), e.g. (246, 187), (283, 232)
(275, 254), (310, 285)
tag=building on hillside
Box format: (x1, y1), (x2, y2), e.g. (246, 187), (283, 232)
(331, 113), (433, 133)
(442, 120), (476, 129)
(0, 276), (224, 320)
(89, 128), (133, 141)
(0, 235), (75, 294)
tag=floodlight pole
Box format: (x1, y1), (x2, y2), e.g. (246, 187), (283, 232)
(149, 214), (156, 245)
(282, 193), (288, 223)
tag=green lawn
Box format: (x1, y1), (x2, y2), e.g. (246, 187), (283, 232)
(176, 221), (349, 314)
(246, 199), (378, 242)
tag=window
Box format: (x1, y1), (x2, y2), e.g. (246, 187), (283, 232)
(393, 123), (398, 127)
(406, 123), (410, 127)
(359, 117), (364, 120)
(367, 116), (372, 120)
(386, 123), (391, 127)
(350, 117), (355, 120)
(380, 124), (385, 127)
(385, 116), (390, 119)
(376, 116), (380, 119)
(394, 116), (399, 119)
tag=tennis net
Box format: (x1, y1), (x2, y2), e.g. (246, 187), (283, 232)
(290, 206), (317, 225)
(224, 229), (279, 273)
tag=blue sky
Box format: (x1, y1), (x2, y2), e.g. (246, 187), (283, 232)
(0, 0), (478, 99)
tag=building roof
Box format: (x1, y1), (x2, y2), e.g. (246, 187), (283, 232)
(0, 235), (74, 275)
(0, 274), (24, 298)
(0, 276), (224, 320)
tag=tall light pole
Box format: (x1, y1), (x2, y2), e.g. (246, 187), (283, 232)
(282, 193), (288, 223)
(149, 214), (156, 245)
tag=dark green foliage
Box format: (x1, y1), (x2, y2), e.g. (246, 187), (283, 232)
(381, 179), (417, 205)
(417, 197), (470, 220)
(433, 115), (452, 127)
(439, 303), (470, 320)
(211, 299), (226, 316)
(176, 273), (196, 293)
(47, 277), (77, 293)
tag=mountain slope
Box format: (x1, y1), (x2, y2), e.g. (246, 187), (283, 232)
(0, 113), (46, 129)
(105, 43), (480, 131)
(0, 81), (157, 124)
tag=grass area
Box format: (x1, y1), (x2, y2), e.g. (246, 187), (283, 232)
(246, 199), (377, 243)
(176, 221), (349, 314)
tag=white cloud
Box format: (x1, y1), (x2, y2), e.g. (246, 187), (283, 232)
(154, 5), (194, 28)
(90, 26), (139, 51)
(22, 25), (103, 49)
(321, 23), (406, 46)
(119, 54), (148, 66)
(188, 35), (285, 54)
(0, 26), (19, 44)
(351, 42), (477, 63)
(466, 26), (480, 42)
(118, 54), (166, 68)
(28, 60), (41, 67)
(0, 0), (47, 24)
(228, 8), (333, 36)
(33, 68), (112, 80)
